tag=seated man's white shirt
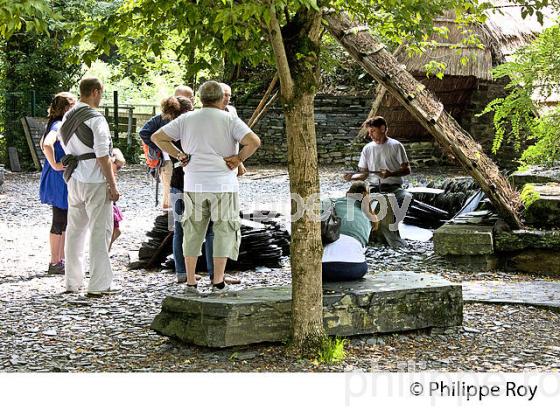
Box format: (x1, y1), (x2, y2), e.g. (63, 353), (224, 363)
(59, 102), (112, 184)
(161, 107), (251, 192)
(322, 234), (366, 263)
(358, 137), (409, 186)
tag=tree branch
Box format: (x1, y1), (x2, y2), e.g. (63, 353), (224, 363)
(266, 2), (294, 100)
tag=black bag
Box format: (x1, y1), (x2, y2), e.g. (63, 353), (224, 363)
(321, 199), (341, 245)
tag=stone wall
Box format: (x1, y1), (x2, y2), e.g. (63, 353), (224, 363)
(237, 82), (513, 168)
(459, 77), (520, 169)
(237, 95), (370, 166)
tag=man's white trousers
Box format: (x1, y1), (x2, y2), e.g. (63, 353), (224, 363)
(65, 178), (113, 292)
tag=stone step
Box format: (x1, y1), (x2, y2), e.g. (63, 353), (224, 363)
(523, 183), (560, 228)
(151, 271), (463, 347)
(511, 166), (560, 189)
(495, 229), (560, 252)
(433, 223), (494, 256)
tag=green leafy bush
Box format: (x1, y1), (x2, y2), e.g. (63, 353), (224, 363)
(481, 22), (560, 167)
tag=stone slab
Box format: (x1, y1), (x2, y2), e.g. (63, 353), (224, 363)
(495, 229), (560, 252)
(511, 166), (560, 189)
(151, 271), (463, 347)
(463, 280), (560, 311)
(433, 223), (494, 256)
(505, 250), (560, 275)
(524, 183), (560, 228)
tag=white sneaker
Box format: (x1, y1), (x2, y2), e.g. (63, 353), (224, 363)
(86, 287), (122, 297)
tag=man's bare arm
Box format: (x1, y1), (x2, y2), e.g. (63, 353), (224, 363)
(224, 132), (261, 170)
(151, 129), (189, 165)
(97, 155), (119, 201)
(379, 163), (411, 179)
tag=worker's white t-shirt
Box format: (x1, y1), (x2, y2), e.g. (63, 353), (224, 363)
(358, 137), (409, 185)
(161, 107), (252, 192)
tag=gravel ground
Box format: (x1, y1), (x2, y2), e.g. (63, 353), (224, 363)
(1, 165), (559, 372)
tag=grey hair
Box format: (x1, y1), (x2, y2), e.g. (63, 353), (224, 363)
(198, 81), (224, 105)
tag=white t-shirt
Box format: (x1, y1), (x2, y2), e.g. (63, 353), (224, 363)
(322, 234), (366, 263)
(59, 102), (112, 184)
(358, 137), (409, 185)
(161, 107), (252, 192)
(225, 105), (237, 117)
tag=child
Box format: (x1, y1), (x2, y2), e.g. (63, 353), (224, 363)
(109, 148), (126, 251)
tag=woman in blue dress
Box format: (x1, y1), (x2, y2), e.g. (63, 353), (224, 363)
(39, 92), (76, 274)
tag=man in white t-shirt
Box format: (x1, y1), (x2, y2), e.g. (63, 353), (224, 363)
(219, 83), (237, 117)
(345, 116), (412, 206)
(60, 77), (120, 296)
(152, 81), (261, 293)
(175, 85), (194, 103)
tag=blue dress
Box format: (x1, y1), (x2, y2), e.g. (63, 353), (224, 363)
(39, 121), (68, 210)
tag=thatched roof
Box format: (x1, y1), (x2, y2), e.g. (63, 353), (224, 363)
(397, 1), (557, 80)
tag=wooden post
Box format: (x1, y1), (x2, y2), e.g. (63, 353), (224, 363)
(8, 147), (21, 172)
(324, 11), (523, 228)
(248, 74), (278, 126)
(249, 91), (279, 128)
(113, 91), (119, 140)
(127, 106), (134, 148)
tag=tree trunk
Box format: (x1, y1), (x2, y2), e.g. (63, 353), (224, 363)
(266, 5), (325, 355)
(285, 92), (325, 354)
(325, 11), (523, 228)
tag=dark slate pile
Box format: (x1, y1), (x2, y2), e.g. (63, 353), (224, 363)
(406, 177), (481, 229)
(131, 211), (290, 271)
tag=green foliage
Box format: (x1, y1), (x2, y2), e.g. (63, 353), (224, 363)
(481, 21), (560, 166)
(67, 0), (490, 87)
(519, 108), (560, 166)
(0, 30), (82, 167)
(520, 183), (541, 209)
(113, 136), (142, 165)
(0, 0), (55, 39)
(317, 337), (347, 364)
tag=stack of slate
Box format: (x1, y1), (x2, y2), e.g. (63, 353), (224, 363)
(415, 178), (479, 215)
(404, 177), (481, 229)
(131, 211), (290, 271)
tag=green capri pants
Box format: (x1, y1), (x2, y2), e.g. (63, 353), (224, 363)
(181, 191), (241, 260)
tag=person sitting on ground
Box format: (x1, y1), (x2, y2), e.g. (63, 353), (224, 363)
(322, 181), (378, 282)
(39, 92), (77, 275)
(344, 116), (412, 207)
(109, 148), (126, 252)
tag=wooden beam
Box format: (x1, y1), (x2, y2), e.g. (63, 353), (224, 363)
(358, 44), (405, 139)
(325, 11), (523, 228)
(248, 73), (278, 127)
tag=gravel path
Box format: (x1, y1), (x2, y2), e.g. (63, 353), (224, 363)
(1, 165), (560, 372)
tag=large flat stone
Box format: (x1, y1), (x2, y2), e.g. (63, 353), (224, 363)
(524, 183), (560, 228)
(506, 250), (560, 276)
(151, 271), (463, 347)
(511, 166), (560, 189)
(495, 229), (560, 252)
(433, 223), (494, 256)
